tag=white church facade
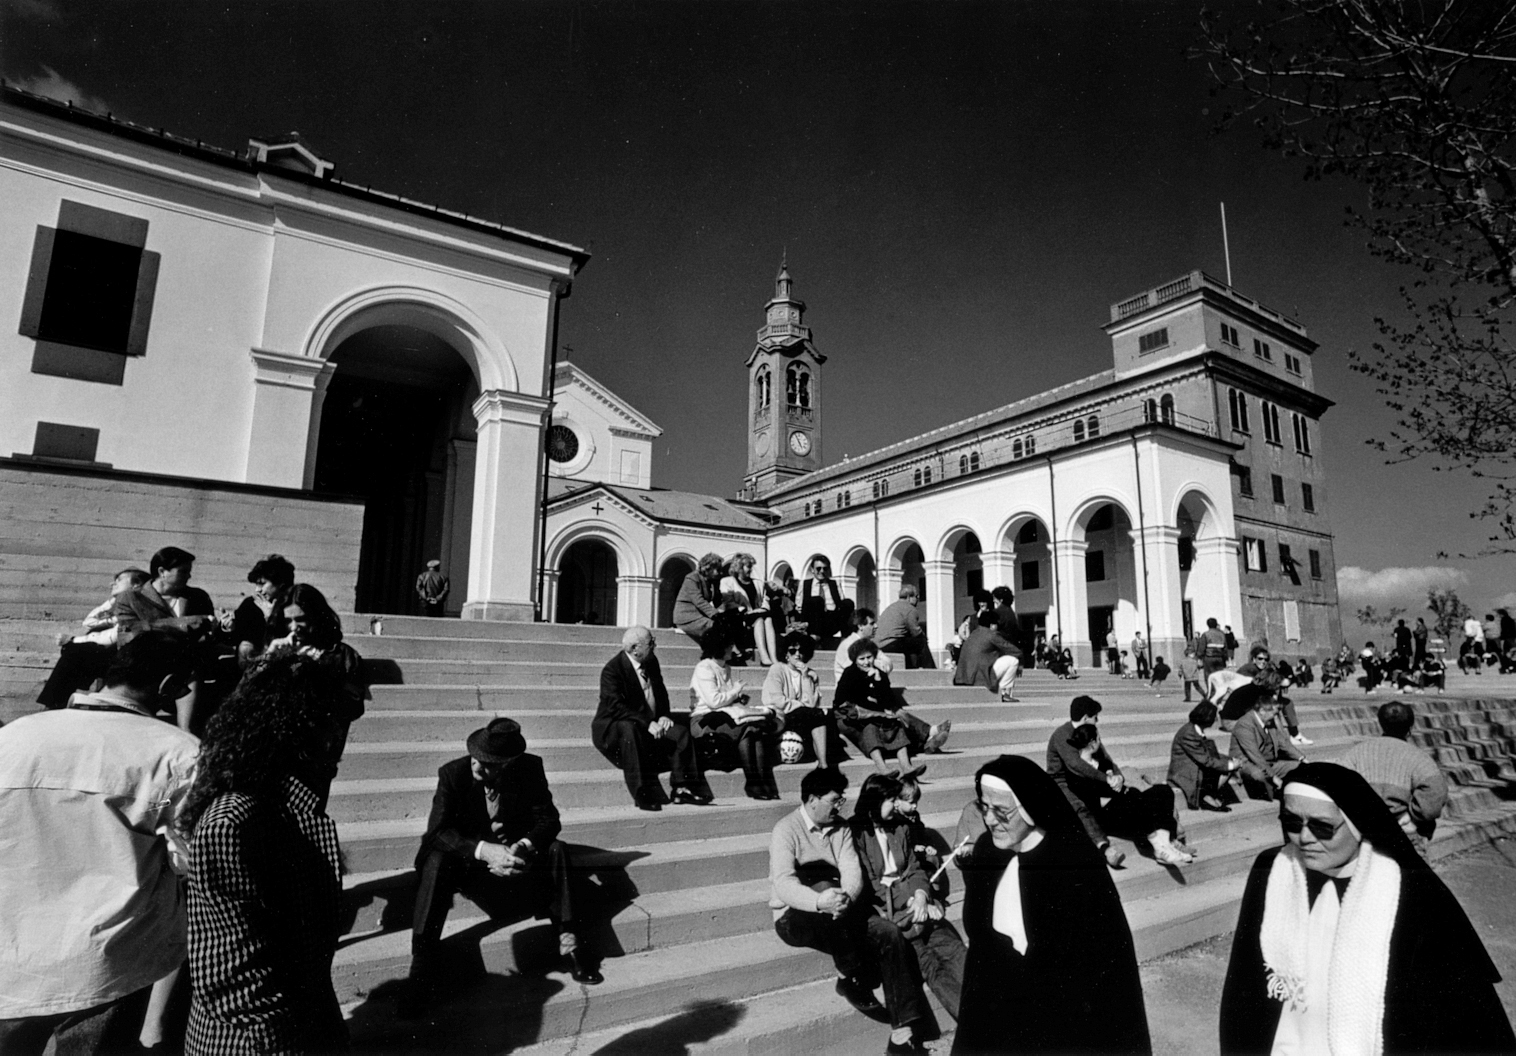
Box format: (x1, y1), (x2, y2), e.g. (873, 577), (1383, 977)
(0, 86), (1342, 664)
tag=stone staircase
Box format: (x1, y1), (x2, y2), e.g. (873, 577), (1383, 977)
(5, 615), (1516, 1054)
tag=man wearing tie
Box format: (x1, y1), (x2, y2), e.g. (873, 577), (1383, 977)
(593, 626), (714, 811)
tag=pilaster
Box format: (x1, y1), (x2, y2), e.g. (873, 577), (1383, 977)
(463, 388), (551, 621)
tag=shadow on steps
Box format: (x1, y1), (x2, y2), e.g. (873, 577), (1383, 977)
(586, 999), (747, 1055)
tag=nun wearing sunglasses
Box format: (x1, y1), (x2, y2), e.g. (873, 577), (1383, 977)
(1220, 762), (1515, 1055)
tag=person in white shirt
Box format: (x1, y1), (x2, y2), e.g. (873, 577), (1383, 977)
(689, 623), (781, 799)
(835, 608), (895, 682)
(0, 632), (199, 1053)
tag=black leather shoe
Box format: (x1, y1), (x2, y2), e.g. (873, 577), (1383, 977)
(671, 787), (714, 806)
(835, 976), (890, 1023)
(568, 948), (604, 985)
(885, 1038), (925, 1055)
(633, 795), (663, 812)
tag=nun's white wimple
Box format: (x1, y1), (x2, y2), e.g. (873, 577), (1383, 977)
(979, 774), (1012, 793)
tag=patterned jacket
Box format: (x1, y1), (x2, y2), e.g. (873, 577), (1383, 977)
(185, 778), (345, 1055)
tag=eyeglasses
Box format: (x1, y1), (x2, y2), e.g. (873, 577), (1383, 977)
(1279, 811), (1346, 842)
(977, 801), (1019, 825)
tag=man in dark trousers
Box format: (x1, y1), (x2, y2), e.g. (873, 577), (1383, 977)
(593, 626), (713, 811)
(403, 717), (599, 1015)
(1046, 695), (1191, 868)
(415, 559), (450, 617)
(800, 557), (855, 644)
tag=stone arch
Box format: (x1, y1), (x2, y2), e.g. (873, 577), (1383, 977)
(304, 285), (518, 392)
(656, 552), (697, 629)
(933, 523), (984, 562)
(993, 510), (1053, 552)
(1067, 496), (1141, 666)
(840, 544), (878, 613)
(545, 519), (649, 580)
(1169, 483), (1226, 537)
(770, 559), (795, 585)
(1065, 493), (1137, 542)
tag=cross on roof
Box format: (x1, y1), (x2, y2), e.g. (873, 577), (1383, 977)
(591, 502), (605, 516)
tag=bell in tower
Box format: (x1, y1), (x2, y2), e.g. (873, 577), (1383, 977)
(743, 259), (826, 498)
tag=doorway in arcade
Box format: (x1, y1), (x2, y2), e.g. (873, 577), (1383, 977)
(312, 325), (478, 616)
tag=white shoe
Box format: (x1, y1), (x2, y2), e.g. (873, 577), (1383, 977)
(1291, 734), (1313, 746)
(1150, 832), (1191, 867)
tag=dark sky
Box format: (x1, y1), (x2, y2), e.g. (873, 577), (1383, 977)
(5, 0), (1512, 618)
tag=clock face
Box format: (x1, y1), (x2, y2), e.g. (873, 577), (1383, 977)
(789, 431), (811, 456)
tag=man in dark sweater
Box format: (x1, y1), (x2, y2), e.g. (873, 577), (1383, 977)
(403, 717), (600, 1014)
(952, 611), (1022, 701)
(1046, 695), (1190, 868)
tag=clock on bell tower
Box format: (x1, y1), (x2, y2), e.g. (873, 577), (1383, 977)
(743, 258), (826, 498)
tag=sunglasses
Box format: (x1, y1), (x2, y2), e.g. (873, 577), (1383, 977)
(977, 801), (1020, 825)
(1279, 811), (1346, 842)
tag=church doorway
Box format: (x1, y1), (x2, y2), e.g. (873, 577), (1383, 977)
(556, 539), (619, 624)
(657, 555), (694, 628)
(312, 323), (478, 615)
(842, 548), (877, 614)
(1076, 502), (1142, 668)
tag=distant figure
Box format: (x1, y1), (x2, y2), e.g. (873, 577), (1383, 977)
(415, 559), (450, 617)
(0, 633), (199, 1054)
(800, 556), (855, 644)
(1148, 655), (1170, 695)
(1131, 632), (1150, 680)
(1392, 618), (1413, 662)
(1339, 702), (1449, 860)
(877, 584), (936, 669)
(1412, 617), (1430, 666)
(1196, 617), (1229, 683)
(1175, 646), (1202, 702)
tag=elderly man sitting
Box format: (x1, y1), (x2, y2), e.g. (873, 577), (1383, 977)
(1226, 684), (1304, 800)
(402, 717), (599, 1016)
(593, 626), (713, 811)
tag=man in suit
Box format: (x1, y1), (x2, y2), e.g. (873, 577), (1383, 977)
(404, 716), (600, 1015)
(1229, 694), (1304, 800)
(593, 626), (713, 811)
(800, 557), (855, 644)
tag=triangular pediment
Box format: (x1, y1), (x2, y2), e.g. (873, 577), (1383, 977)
(554, 361), (663, 438)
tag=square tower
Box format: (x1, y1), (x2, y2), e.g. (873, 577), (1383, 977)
(743, 261), (826, 497)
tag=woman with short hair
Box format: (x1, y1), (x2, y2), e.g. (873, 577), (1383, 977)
(232, 554), (296, 665)
(762, 631), (841, 769)
(673, 553), (725, 645)
(834, 638), (928, 778)
(1220, 762), (1515, 1054)
(1167, 701), (1241, 812)
(689, 622), (781, 799)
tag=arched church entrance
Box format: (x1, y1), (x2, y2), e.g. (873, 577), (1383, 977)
(945, 530), (983, 631)
(1004, 517), (1052, 652)
(842, 549), (877, 613)
(312, 323), (478, 615)
(556, 539), (619, 625)
(1076, 502), (1142, 668)
(657, 555), (695, 629)
(1177, 491), (1225, 644)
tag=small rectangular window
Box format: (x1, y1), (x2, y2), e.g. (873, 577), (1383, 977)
(1084, 550), (1106, 582)
(1220, 322), (1240, 347)
(1285, 352), (1302, 375)
(1279, 542), (1293, 568)
(1262, 401), (1281, 444)
(1253, 338), (1272, 361)
(1271, 473), (1285, 504)
(1292, 413), (1312, 455)
(1302, 482), (1315, 512)
(1244, 537), (1267, 573)
(1138, 328), (1169, 354)
(32, 421), (101, 462)
(1236, 465), (1254, 497)
(1021, 560), (1041, 591)
(1309, 549), (1322, 580)
(1228, 388), (1250, 433)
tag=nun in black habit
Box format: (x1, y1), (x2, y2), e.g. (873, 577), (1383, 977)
(1220, 762), (1515, 1055)
(952, 754), (1152, 1055)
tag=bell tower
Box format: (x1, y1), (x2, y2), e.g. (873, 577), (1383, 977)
(743, 259), (825, 497)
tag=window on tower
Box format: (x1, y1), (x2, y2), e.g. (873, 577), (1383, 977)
(755, 367), (771, 409)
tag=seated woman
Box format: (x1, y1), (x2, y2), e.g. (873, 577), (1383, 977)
(761, 631), (842, 769)
(1220, 762), (1516, 1054)
(719, 552), (776, 667)
(834, 638), (937, 778)
(1167, 702), (1242, 813)
(262, 583), (369, 775)
(688, 623), (781, 800)
(232, 553), (295, 666)
(849, 773), (967, 1048)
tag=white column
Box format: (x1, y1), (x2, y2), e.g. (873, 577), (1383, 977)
(837, 571), (859, 604)
(877, 564), (903, 607)
(1053, 539), (1091, 666)
(439, 439), (476, 617)
(1145, 525), (1185, 663)
(540, 568), (561, 624)
(619, 575), (656, 628)
(979, 548), (1015, 593)
(1194, 537), (1244, 634)
(923, 559), (956, 664)
(244, 348), (335, 488)
(463, 389), (550, 621)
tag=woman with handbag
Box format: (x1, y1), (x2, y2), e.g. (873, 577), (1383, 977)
(688, 622), (781, 800)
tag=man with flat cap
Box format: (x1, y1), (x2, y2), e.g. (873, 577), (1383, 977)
(593, 626), (713, 811)
(415, 559), (450, 618)
(402, 716), (599, 1015)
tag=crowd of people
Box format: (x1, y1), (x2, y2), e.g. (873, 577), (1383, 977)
(6, 555), (1511, 1055)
